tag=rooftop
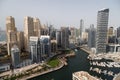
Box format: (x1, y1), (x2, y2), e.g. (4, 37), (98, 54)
(98, 8), (109, 12)
(73, 71), (99, 80)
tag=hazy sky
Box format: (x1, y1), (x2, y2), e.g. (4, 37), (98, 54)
(0, 0), (120, 31)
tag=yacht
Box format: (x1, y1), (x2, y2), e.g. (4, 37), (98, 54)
(74, 49), (78, 52)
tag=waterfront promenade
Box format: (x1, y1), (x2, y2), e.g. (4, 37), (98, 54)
(20, 59), (64, 80)
(23, 51), (76, 80)
(0, 51), (75, 80)
(19, 51), (75, 80)
(80, 46), (92, 55)
(0, 63), (39, 77)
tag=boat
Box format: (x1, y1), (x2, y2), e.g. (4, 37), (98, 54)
(74, 49), (78, 52)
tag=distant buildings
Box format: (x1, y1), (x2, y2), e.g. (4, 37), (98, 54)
(48, 25), (56, 39)
(56, 27), (70, 49)
(61, 27), (69, 49)
(80, 19), (84, 38)
(72, 71), (99, 80)
(33, 18), (41, 37)
(69, 27), (76, 44)
(96, 8), (109, 53)
(117, 27), (120, 38)
(6, 16), (18, 55)
(118, 37), (120, 45)
(11, 45), (20, 68)
(107, 27), (116, 44)
(51, 40), (57, 53)
(108, 27), (114, 37)
(56, 30), (62, 48)
(17, 31), (24, 51)
(88, 24), (96, 49)
(41, 24), (48, 35)
(81, 32), (88, 43)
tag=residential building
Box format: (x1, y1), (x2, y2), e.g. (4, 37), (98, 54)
(56, 30), (62, 48)
(17, 31), (24, 51)
(11, 45), (20, 68)
(108, 27), (114, 37)
(24, 16), (34, 51)
(117, 27), (120, 38)
(30, 36), (39, 63)
(80, 19), (84, 38)
(81, 32), (88, 43)
(61, 27), (69, 49)
(40, 35), (51, 59)
(41, 24), (48, 35)
(6, 16), (17, 55)
(47, 24), (56, 40)
(30, 36), (51, 63)
(88, 24), (96, 49)
(33, 18), (41, 37)
(69, 27), (76, 44)
(51, 40), (57, 54)
(96, 8), (109, 53)
(108, 44), (120, 53)
(0, 64), (10, 72)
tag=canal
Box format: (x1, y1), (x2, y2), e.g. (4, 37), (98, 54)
(30, 49), (90, 80)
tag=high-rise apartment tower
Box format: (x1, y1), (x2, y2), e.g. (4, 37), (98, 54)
(96, 8), (109, 53)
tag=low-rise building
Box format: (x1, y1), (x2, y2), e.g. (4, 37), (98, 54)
(11, 45), (20, 68)
(0, 63), (10, 72)
(51, 40), (57, 54)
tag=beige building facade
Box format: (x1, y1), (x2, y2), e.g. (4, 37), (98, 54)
(6, 16), (17, 55)
(24, 16), (34, 51)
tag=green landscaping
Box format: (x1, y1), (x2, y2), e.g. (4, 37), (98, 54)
(47, 58), (59, 68)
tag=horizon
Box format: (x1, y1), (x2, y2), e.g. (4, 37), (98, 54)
(0, 0), (120, 31)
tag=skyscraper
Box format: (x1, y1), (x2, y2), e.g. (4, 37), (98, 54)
(80, 19), (84, 38)
(56, 30), (62, 48)
(33, 18), (41, 37)
(30, 36), (40, 63)
(24, 16), (34, 51)
(6, 16), (17, 55)
(69, 27), (76, 44)
(40, 24), (48, 35)
(117, 27), (120, 38)
(61, 27), (69, 49)
(88, 24), (96, 49)
(51, 40), (57, 53)
(40, 36), (51, 59)
(108, 27), (114, 37)
(48, 25), (56, 40)
(30, 36), (51, 63)
(17, 31), (24, 51)
(96, 8), (109, 53)
(11, 45), (20, 68)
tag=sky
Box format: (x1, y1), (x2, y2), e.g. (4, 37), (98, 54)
(0, 0), (120, 31)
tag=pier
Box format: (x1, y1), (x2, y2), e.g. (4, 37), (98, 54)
(90, 67), (114, 76)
